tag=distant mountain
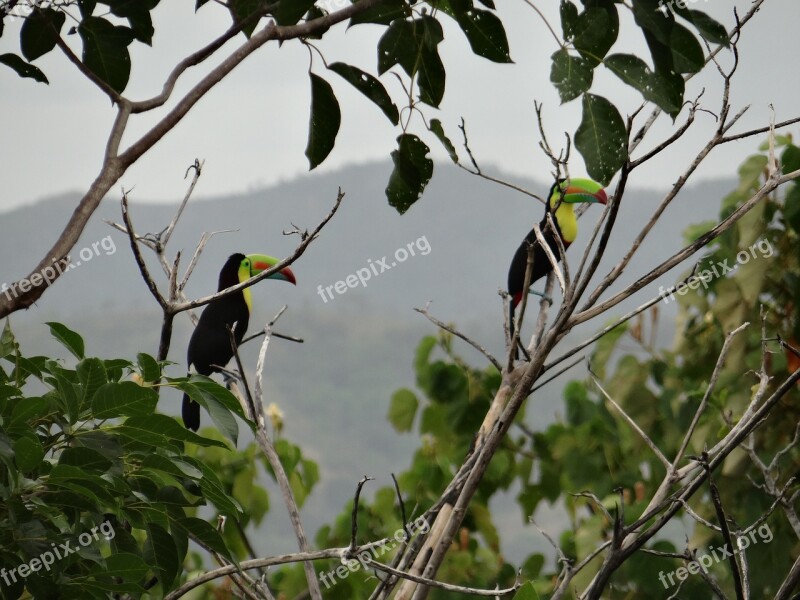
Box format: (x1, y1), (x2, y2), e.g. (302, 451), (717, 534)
(0, 161), (735, 561)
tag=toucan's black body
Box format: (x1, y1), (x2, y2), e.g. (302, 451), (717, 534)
(506, 178), (607, 359)
(507, 212), (565, 309)
(182, 254), (250, 431)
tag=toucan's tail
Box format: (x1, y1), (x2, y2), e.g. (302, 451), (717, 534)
(182, 389), (199, 431)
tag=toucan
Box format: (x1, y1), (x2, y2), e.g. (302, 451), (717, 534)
(507, 178), (607, 355)
(182, 253), (296, 431)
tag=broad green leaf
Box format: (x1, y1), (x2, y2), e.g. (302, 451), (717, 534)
(676, 8), (729, 46)
(228, 0), (265, 37)
(79, 0), (97, 17)
(13, 434), (44, 471)
(560, 0), (579, 40)
(386, 134), (433, 213)
(350, 0), (410, 27)
(92, 381), (158, 419)
(512, 581), (539, 600)
(58, 446), (112, 472)
(174, 517), (232, 560)
(388, 388), (418, 432)
(575, 94), (627, 185)
(668, 23), (704, 73)
(0, 53), (48, 83)
(572, 6), (618, 67)
(377, 19), (417, 75)
(78, 16), (135, 94)
(109, 0), (159, 45)
(47, 322), (85, 359)
(143, 523), (180, 588)
(20, 8), (65, 61)
(275, 0), (316, 26)
(9, 396), (49, 426)
(77, 357), (107, 406)
(429, 119), (458, 163)
(173, 376), (246, 443)
(328, 62), (399, 125)
(452, 7), (512, 63)
(604, 53), (681, 115)
(781, 144), (800, 174)
(93, 552), (150, 579)
(550, 49), (593, 103)
(417, 46), (445, 106)
(784, 184), (800, 234)
(632, 0), (673, 45)
(305, 73), (341, 170)
(115, 414), (229, 449)
(136, 352), (160, 383)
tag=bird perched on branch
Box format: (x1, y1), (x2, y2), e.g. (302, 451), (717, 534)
(507, 178), (607, 356)
(182, 253), (296, 431)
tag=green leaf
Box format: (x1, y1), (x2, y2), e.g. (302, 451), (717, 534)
(58, 446), (112, 472)
(550, 49), (593, 103)
(429, 119), (458, 163)
(77, 357), (107, 406)
(14, 434), (44, 471)
(172, 376), (247, 443)
(115, 414), (229, 449)
(109, 0), (159, 45)
(328, 62), (399, 125)
(377, 19), (417, 75)
(604, 53), (681, 115)
(78, 16), (135, 94)
(305, 73), (341, 170)
(93, 552), (150, 579)
(388, 388), (418, 432)
(512, 581), (539, 600)
(0, 53), (48, 83)
(92, 381), (158, 419)
(174, 517), (233, 560)
(386, 134), (433, 213)
(572, 6), (618, 67)
(560, 0), (579, 40)
(575, 94), (627, 185)
(668, 23), (704, 73)
(275, 0), (316, 26)
(785, 184), (800, 234)
(136, 352), (160, 383)
(676, 8), (729, 46)
(228, 0), (265, 37)
(350, 0), (410, 27)
(452, 7), (512, 63)
(417, 46), (445, 106)
(46, 322), (85, 359)
(20, 8), (66, 61)
(782, 144), (800, 174)
(143, 523), (180, 588)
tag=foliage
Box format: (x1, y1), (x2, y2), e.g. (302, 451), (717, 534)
(0, 322), (318, 598)
(1, 0), (728, 209)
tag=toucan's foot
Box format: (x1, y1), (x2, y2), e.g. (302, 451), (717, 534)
(528, 289), (553, 303)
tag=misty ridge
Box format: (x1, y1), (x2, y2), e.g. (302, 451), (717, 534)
(0, 160), (734, 559)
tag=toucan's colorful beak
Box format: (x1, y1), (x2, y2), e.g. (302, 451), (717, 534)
(560, 178), (607, 205)
(247, 254), (297, 285)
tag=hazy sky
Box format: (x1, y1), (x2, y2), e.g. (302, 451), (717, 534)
(1, 0), (798, 212)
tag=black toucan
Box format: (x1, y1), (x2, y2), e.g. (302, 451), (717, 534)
(507, 178), (607, 353)
(182, 253), (296, 431)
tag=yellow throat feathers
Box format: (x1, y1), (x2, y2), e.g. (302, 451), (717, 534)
(552, 200), (578, 244)
(237, 263), (253, 312)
